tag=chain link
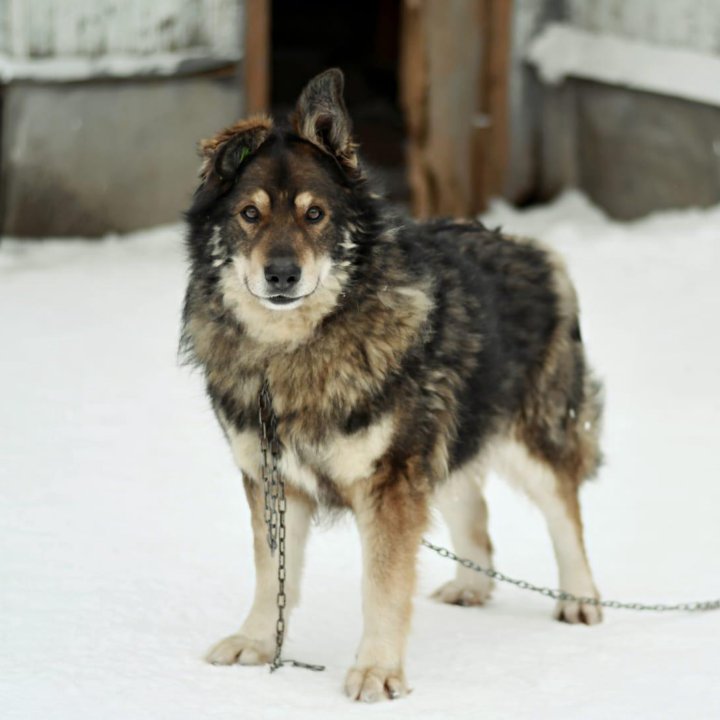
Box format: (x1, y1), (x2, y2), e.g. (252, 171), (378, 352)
(259, 382), (280, 554)
(258, 383), (325, 673)
(421, 538), (720, 612)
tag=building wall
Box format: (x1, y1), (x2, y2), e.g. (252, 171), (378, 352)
(519, 0), (720, 218)
(1, 74), (243, 236)
(0, 0), (244, 237)
(0, 1), (9, 55)
(567, 0), (720, 54)
(575, 80), (720, 219)
(506, 0), (561, 203)
(0, 0), (240, 59)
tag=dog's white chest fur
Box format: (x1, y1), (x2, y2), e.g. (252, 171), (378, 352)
(219, 412), (395, 497)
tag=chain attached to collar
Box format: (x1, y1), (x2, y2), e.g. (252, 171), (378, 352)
(258, 382), (325, 673)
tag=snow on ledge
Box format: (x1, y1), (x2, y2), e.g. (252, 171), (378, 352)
(0, 51), (240, 83)
(527, 23), (720, 108)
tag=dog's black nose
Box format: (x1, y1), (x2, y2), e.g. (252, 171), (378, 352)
(264, 258), (301, 292)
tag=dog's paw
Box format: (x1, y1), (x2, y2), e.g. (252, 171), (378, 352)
(554, 597), (603, 625)
(344, 666), (408, 702)
(205, 634), (274, 666)
(432, 577), (494, 606)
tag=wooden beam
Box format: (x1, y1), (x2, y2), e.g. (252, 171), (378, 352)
(472, 0), (514, 213)
(244, 0), (270, 114)
(400, 0), (513, 217)
(400, 0), (431, 217)
(471, 0), (490, 215)
(479, 0), (512, 207)
(401, 0), (485, 218)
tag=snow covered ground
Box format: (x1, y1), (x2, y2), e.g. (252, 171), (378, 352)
(2, 192), (719, 719)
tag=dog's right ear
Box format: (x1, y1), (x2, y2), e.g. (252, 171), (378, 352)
(190, 115), (272, 213)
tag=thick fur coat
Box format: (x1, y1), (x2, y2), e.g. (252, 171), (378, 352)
(182, 69), (603, 702)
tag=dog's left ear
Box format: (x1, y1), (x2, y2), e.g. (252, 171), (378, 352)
(294, 68), (359, 175)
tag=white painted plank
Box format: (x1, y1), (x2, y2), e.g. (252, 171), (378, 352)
(0, 0), (8, 54)
(0, 0), (241, 59)
(568, 0), (720, 54)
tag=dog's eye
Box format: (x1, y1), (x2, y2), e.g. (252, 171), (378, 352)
(240, 205), (260, 222)
(305, 206), (324, 223)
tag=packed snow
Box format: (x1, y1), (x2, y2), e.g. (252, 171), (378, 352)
(2, 191), (719, 719)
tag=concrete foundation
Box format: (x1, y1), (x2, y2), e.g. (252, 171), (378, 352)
(574, 81), (720, 219)
(537, 79), (720, 220)
(1, 70), (242, 237)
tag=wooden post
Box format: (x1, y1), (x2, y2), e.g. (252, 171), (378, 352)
(400, 0), (431, 217)
(401, 0), (512, 218)
(471, 0), (513, 214)
(244, 0), (270, 114)
(481, 0), (512, 207)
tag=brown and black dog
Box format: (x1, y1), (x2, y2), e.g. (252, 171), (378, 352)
(181, 69), (603, 702)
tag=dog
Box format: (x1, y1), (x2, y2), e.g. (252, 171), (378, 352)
(181, 68), (603, 702)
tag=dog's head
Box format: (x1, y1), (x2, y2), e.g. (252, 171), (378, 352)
(187, 69), (378, 342)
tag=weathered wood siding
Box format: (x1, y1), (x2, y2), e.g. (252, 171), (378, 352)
(567, 0), (720, 55)
(0, 1), (10, 55)
(0, 0), (241, 58)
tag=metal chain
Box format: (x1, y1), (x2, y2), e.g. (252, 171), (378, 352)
(421, 538), (720, 612)
(258, 383), (325, 673)
(259, 382), (280, 554)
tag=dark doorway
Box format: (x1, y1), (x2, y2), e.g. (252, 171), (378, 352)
(271, 0), (408, 203)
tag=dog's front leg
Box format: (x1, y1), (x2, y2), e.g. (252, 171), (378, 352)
(345, 466), (429, 702)
(207, 476), (314, 666)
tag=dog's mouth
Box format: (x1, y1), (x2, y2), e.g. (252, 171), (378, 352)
(266, 294), (303, 306)
(244, 279), (318, 310)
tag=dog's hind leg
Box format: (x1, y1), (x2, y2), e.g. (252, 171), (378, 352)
(344, 461), (429, 702)
(206, 477), (314, 665)
(431, 463), (494, 606)
(494, 439), (602, 625)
